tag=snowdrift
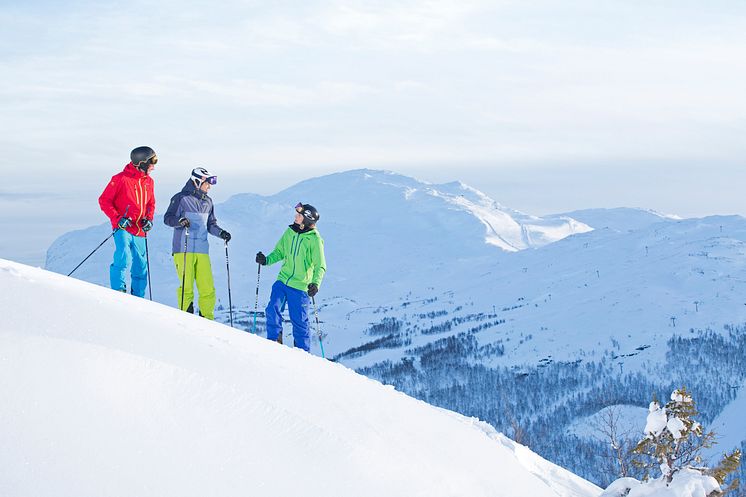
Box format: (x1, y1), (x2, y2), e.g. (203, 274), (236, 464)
(0, 259), (600, 497)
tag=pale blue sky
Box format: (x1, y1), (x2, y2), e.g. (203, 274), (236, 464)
(2, 1), (746, 264)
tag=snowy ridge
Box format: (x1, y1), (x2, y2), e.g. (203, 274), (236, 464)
(0, 258), (601, 497)
(548, 207), (679, 233)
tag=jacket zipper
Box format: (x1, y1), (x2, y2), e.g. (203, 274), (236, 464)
(133, 178), (142, 236)
(139, 178), (147, 235)
(142, 178), (148, 220)
(285, 232), (303, 285)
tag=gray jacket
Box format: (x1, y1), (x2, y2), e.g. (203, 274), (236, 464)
(164, 180), (224, 254)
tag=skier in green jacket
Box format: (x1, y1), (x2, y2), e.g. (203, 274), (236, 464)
(256, 202), (326, 352)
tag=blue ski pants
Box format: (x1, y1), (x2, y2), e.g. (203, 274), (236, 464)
(110, 229), (148, 297)
(265, 280), (311, 352)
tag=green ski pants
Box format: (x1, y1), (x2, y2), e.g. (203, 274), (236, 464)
(173, 253), (216, 320)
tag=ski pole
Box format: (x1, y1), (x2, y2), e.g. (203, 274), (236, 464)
(180, 227), (189, 311)
(145, 235), (152, 301)
(312, 296), (325, 359)
(144, 208), (153, 301)
(251, 263), (261, 334)
(224, 240), (233, 328)
(69, 206), (131, 277)
(67, 230), (117, 277)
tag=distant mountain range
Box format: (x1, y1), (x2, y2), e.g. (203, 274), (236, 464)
(46, 169), (590, 304)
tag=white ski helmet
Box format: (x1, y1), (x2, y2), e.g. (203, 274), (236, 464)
(191, 167), (217, 187)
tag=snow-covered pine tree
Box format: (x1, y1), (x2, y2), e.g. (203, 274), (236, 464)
(598, 386), (740, 497)
(632, 387), (714, 482)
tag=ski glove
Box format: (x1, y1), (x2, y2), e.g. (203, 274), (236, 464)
(307, 283), (319, 298)
(117, 216), (132, 229)
(255, 252), (266, 265)
(220, 230), (231, 242)
(140, 218), (153, 232)
(178, 217), (190, 228)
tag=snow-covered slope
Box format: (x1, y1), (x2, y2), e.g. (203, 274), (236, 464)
(0, 258), (600, 497)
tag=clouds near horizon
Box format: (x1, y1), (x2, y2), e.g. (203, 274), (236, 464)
(1, 1), (745, 206)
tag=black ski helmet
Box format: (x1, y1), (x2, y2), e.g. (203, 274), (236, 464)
(298, 203), (320, 226)
(130, 146), (157, 172)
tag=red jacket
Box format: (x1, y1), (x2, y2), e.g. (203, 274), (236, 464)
(98, 162), (155, 237)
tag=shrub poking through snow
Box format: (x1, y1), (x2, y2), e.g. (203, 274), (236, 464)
(601, 387), (740, 497)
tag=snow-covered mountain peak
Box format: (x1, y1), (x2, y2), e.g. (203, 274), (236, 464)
(261, 168), (591, 252)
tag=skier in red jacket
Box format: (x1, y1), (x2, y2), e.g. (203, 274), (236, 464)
(98, 146), (157, 296)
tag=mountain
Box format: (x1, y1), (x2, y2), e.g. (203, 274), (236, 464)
(45, 168), (590, 305)
(0, 258), (601, 497)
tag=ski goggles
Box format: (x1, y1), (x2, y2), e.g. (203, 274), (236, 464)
(136, 154), (158, 167)
(295, 202), (303, 213)
(204, 175), (217, 185)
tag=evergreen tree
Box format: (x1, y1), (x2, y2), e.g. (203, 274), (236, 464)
(629, 386), (740, 494)
(633, 387), (715, 482)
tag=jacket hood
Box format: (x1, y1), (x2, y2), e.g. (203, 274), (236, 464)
(123, 162), (148, 179)
(182, 179), (212, 201)
(181, 179), (197, 194)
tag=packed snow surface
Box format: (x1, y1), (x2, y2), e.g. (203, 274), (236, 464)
(0, 259), (600, 497)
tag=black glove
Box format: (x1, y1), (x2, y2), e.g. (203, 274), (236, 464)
(117, 216), (132, 229)
(178, 217), (190, 228)
(307, 283), (318, 298)
(220, 230), (231, 242)
(140, 218), (153, 232)
(255, 252), (266, 265)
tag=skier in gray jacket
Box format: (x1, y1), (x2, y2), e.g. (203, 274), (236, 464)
(163, 167), (230, 319)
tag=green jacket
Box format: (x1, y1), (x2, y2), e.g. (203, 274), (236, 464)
(266, 225), (327, 292)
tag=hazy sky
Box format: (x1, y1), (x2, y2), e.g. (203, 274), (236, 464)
(2, 1), (746, 264)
